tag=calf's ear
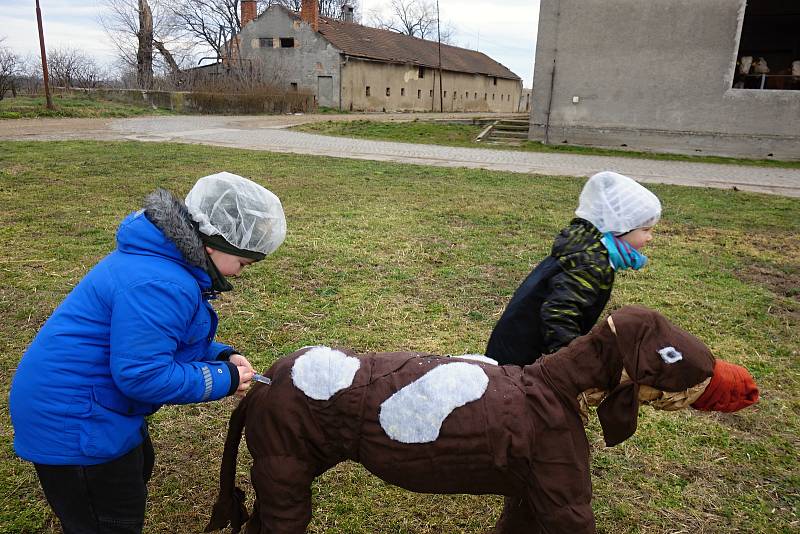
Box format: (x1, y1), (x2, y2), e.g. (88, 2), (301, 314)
(596, 382), (640, 447)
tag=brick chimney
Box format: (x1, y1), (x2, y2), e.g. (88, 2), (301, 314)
(241, 0), (257, 27)
(301, 0), (319, 32)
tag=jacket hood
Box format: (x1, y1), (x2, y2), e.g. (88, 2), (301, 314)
(550, 218), (603, 258)
(116, 189), (211, 287)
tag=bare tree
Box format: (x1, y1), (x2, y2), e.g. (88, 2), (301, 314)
(368, 0), (453, 42)
(100, 0), (181, 88)
(45, 48), (105, 89)
(0, 40), (24, 99)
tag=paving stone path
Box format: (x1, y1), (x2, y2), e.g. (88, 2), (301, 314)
(3, 114), (798, 197)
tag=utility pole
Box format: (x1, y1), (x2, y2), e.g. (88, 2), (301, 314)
(436, 0), (443, 112)
(35, 0), (54, 110)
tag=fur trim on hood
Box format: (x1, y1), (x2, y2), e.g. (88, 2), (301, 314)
(143, 188), (209, 271)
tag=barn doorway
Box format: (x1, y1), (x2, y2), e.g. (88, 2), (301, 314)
(317, 76), (335, 108)
(733, 0), (800, 90)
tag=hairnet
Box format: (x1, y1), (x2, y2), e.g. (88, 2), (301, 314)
(574, 171), (661, 235)
(185, 172), (286, 257)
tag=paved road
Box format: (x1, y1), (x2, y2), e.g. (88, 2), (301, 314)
(3, 114), (799, 197)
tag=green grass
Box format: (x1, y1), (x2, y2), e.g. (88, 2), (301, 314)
(293, 119), (800, 169)
(0, 93), (174, 119)
(1, 141), (798, 533)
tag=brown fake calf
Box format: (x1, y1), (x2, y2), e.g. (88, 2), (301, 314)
(206, 306), (758, 534)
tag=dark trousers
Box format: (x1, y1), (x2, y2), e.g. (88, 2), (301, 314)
(34, 435), (155, 534)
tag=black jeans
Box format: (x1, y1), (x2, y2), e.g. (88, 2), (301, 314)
(34, 434), (155, 534)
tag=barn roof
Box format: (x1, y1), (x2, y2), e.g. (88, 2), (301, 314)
(317, 18), (521, 80)
(257, 7), (520, 80)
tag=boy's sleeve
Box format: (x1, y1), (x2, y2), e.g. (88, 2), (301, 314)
(109, 281), (238, 405)
(539, 255), (609, 354)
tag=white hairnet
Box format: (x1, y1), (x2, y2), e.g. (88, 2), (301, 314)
(185, 172), (286, 256)
(575, 171), (661, 235)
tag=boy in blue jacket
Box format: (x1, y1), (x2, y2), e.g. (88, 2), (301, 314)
(486, 171), (661, 366)
(9, 171), (286, 533)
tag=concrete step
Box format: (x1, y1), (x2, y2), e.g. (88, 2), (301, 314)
(494, 124), (529, 132)
(489, 131), (529, 139)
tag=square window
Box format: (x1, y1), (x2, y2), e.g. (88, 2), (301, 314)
(280, 37), (294, 48)
(258, 38), (274, 48)
(290, 82), (298, 91)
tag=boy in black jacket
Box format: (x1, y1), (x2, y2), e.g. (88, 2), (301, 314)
(485, 171), (661, 366)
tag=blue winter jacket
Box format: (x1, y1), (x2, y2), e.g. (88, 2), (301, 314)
(10, 201), (239, 465)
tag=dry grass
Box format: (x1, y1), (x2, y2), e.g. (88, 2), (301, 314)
(1, 141), (798, 533)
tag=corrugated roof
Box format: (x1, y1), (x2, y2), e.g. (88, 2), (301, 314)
(264, 7), (520, 80)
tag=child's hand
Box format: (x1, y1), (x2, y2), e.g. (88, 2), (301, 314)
(230, 353), (255, 397)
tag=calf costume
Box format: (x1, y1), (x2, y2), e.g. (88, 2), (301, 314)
(206, 306), (758, 534)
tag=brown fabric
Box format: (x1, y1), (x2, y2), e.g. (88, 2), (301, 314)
(207, 306), (725, 534)
(591, 306), (716, 446)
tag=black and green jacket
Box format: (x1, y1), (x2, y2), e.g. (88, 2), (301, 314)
(485, 218), (614, 366)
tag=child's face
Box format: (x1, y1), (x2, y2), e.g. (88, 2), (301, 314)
(207, 247), (257, 277)
(620, 227), (654, 250)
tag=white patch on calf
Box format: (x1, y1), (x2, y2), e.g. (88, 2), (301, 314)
(449, 354), (498, 365)
(291, 346), (360, 400)
(379, 362), (489, 444)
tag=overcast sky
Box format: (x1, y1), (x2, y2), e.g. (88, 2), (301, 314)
(0, 0), (539, 86)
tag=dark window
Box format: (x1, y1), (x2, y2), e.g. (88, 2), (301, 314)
(280, 37), (295, 48)
(474, 92), (478, 99)
(493, 77), (497, 86)
(366, 86), (371, 96)
(465, 91), (469, 98)
(492, 94), (495, 100)
(443, 91), (447, 98)
(401, 88), (405, 96)
(430, 89), (433, 97)
(418, 66), (425, 79)
(453, 92), (456, 99)
(386, 87), (391, 96)
(484, 93), (487, 100)
(733, 1), (800, 90)
(259, 38), (274, 48)
(290, 82), (298, 91)
(417, 89), (421, 98)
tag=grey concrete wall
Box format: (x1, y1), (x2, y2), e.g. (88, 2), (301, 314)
(239, 7), (342, 108)
(531, 0), (800, 160)
(342, 58), (522, 112)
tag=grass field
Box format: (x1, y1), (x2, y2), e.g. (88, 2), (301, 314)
(1, 141), (798, 533)
(0, 93), (173, 119)
(293, 120), (800, 169)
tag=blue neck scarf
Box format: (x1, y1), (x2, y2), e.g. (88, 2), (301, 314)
(601, 232), (648, 271)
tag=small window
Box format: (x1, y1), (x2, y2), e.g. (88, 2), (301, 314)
(492, 94), (495, 100)
(465, 91), (469, 98)
(417, 89), (421, 99)
(258, 38), (274, 48)
(386, 87), (391, 96)
(280, 37), (294, 48)
(501, 94), (504, 101)
(443, 91), (447, 98)
(290, 82), (298, 91)
(493, 77), (497, 86)
(508, 94), (511, 101)
(366, 86), (371, 96)
(418, 66), (424, 79)
(401, 88), (405, 96)
(453, 92), (456, 100)
(429, 89), (433, 97)
(484, 93), (487, 100)
(474, 92), (477, 99)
